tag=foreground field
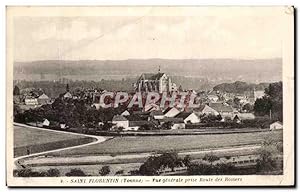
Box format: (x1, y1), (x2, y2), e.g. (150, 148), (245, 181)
(49, 130), (282, 156)
(14, 125), (95, 157)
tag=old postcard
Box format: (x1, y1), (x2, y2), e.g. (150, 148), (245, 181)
(6, 6), (294, 187)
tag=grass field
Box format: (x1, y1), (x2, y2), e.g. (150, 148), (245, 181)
(49, 130), (283, 156)
(14, 125), (95, 157)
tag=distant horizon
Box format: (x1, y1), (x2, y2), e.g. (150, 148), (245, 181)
(14, 57), (282, 63)
(13, 57), (282, 87)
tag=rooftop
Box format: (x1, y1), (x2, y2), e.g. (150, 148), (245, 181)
(208, 103), (234, 113)
(112, 115), (128, 121)
(140, 73), (165, 81)
(176, 112), (193, 119)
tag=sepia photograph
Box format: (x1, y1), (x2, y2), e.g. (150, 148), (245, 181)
(6, 6), (294, 187)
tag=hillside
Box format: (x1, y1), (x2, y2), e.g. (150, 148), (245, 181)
(14, 58), (282, 82)
(213, 81), (270, 93)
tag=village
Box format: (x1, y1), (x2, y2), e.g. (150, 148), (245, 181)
(13, 71), (283, 134)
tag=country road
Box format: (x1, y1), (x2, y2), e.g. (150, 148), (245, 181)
(14, 123), (109, 169)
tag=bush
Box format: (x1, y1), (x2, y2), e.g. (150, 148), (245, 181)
(65, 168), (86, 176)
(276, 142), (283, 153)
(99, 166), (110, 176)
(129, 170), (140, 176)
(115, 170), (124, 175)
(46, 168), (60, 177)
(183, 155), (191, 167)
(256, 138), (283, 173)
(202, 153), (220, 164)
(13, 168), (59, 177)
(187, 162), (235, 175)
(224, 155), (231, 160)
(139, 152), (183, 175)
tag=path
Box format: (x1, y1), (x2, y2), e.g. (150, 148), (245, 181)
(14, 123), (109, 169)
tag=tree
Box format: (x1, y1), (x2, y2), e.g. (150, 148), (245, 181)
(115, 170), (124, 175)
(159, 152), (182, 171)
(139, 152), (183, 175)
(99, 166), (110, 176)
(200, 114), (222, 123)
(161, 121), (174, 130)
(13, 85), (20, 95)
(213, 81), (268, 94)
(254, 82), (282, 121)
(265, 82), (283, 121)
(183, 155), (192, 167)
(139, 156), (161, 176)
(233, 97), (241, 109)
(242, 103), (254, 112)
(254, 96), (272, 116)
(65, 168), (86, 176)
(256, 137), (283, 174)
(46, 168), (60, 177)
(14, 168), (51, 177)
(66, 83), (70, 92)
(139, 123), (155, 130)
(202, 152), (220, 165)
(187, 162), (235, 175)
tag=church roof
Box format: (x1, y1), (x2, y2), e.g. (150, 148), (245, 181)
(140, 73), (165, 80)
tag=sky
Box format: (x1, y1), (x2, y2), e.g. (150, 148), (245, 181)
(13, 7), (286, 62)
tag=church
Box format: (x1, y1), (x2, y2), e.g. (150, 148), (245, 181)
(134, 68), (177, 93)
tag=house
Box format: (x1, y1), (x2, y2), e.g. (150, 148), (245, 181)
(248, 89), (265, 104)
(37, 93), (51, 105)
(128, 120), (158, 131)
(24, 96), (39, 106)
(124, 125), (139, 131)
(222, 93), (235, 101)
(236, 113), (255, 120)
(235, 95), (249, 105)
(176, 112), (200, 124)
(135, 72), (177, 93)
(98, 122), (104, 126)
(42, 119), (50, 127)
(208, 103), (234, 120)
(195, 104), (219, 116)
(60, 123), (67, 129)
(232, 115), (241, 124)
(254, 90), (265, 100)
(163, 107), (181, 118)
(144, 103), (160, 112)
(171, 122), (186, 129)
(270, 121), (283, 131)
(207, 95), (219, 102)
(63, 92), (72, 99)
(121, 110), (130, 116)
(158, 118), (185, 129)
(91, 103), (101, 110)
(112, 115), (154, 131)
(112, 115), (129, 129)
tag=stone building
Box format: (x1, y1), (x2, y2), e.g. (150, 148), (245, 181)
(135, 72), (177, 93)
